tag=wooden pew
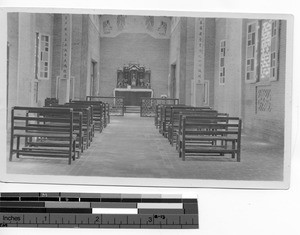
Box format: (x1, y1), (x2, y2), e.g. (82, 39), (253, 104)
(64, 103), (95, 138)
(159, 104), (187, 136)
(155, 104), (168, 131)
(26, 107), (83, 158)
(175, 112), (229, 150)
(51, 103), (93, 152)
(9, 106), (78, 164)
(168, 108), (217, 145)
(177, 116), (242, 161)
(160, 105), (211, 138)
(25, 108), (83, 155)
(86, 96), (124, 117)
(154, 103), (181, 129)
(70, 100), (107, 132)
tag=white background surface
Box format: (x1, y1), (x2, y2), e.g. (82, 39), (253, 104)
(0, 0), (299, 234)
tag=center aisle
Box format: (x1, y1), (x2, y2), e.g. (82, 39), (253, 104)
(69, 113), (182, 178)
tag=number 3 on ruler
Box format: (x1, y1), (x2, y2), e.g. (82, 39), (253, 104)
(148, 217), (152, 223)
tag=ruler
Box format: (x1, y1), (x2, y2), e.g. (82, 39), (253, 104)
(0, 192), (198, 229)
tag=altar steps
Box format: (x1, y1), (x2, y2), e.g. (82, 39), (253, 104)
(125, 106), (141, 113)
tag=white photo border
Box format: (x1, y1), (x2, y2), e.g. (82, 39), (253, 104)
(0, 7), (294, 190)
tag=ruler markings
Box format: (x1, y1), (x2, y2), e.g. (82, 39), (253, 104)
(139, 209), (184, 214)
(0, 193), (198, 229)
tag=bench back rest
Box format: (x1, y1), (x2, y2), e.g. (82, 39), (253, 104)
(159, 104), (187, 132)
(170, 107), (215, 125)
(160, 104), (187, 122)
(181, 116), (241, 139)
(86, 96), (123, 116)
(70, 100), (105, 121)
(51, 104), (92, 127)
(164, 105), (210, 120)
(156, 104), (179, 119)
(11, 106), (75, 136)
(177, 111), (221, 135)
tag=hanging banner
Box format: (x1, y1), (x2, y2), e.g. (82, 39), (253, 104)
(193, 18), (205, 84)
(58, 14), (72, 103)
(60, 14), (72, 80)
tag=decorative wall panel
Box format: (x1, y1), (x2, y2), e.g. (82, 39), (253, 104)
(260, 20), (272, 81)
(256, 86), (272, 113)
(260, 20), (280, 81)
(99, 15), (171, 39)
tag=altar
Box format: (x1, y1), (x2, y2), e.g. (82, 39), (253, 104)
(114, 63), (153, 106)
(114, 88), (153, 106)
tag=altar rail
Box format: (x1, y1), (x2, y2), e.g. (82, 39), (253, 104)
(140, 98), (179, 117)
(86, 96), (125, 116)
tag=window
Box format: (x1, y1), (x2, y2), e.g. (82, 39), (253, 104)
(219, 40), (226, 85)
(245, 21), (259, 83)
(35, 32), (51, 80)
(246, 20), (280, 83)
(270, 20), (280, 81)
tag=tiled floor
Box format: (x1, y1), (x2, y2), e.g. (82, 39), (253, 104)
(7, 113), (284, 181)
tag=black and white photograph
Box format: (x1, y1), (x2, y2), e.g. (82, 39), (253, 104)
(0, 7), (293, 189)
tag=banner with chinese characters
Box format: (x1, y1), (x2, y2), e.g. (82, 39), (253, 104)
(193, 18), (205, 84)
(60, 14), (72, 80)
(99, 15), (171, 39)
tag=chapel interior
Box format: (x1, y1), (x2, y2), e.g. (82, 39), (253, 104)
(5, 13), (287, 181)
